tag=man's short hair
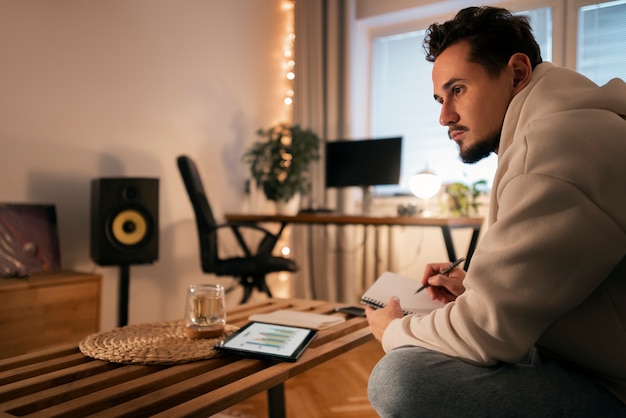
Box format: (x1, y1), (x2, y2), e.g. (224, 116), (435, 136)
(424, 6), (543, 77)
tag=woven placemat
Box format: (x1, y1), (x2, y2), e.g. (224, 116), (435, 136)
(79, 320), (238, 365)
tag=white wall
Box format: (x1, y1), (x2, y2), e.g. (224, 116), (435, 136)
(0, 0), (287, 331)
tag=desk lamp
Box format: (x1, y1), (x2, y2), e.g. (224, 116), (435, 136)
(409, 169), (441, 216)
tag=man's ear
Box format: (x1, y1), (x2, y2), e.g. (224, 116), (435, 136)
(509, 53), (533, 94)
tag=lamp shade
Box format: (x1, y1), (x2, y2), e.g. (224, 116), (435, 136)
(409, 170), (441, 199)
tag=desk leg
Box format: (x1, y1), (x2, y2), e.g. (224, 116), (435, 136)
(440, 226), (457, 262)
(268, 383), (286, 418)
(441, 226), (482, 270)
(464, 228), (481, 269)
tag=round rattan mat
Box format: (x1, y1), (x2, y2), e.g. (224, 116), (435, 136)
(79, 320), (238, 365)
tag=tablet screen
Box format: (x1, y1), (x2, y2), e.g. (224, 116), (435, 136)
(215, 322), (317, 362)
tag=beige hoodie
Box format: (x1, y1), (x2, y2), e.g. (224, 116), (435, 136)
(382, 63), (626, 403)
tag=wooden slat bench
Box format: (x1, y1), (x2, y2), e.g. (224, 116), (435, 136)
(0, 298), (373, 418)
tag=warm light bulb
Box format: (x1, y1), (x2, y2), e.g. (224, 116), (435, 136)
(409, 170), (442, 199)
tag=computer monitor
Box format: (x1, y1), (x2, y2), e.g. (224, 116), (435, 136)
(325, 136), (402, 212)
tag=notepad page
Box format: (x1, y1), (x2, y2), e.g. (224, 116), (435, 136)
(361, 271), (444, 315)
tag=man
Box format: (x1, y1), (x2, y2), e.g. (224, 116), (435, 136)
(366, 6), (626, 417)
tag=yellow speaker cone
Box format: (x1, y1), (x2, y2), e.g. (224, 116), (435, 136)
(111, 209), (147, 245)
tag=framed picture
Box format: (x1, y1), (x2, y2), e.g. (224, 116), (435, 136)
(0, 204), (61, 277)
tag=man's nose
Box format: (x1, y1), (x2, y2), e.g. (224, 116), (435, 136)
(439, 102), (459, 126)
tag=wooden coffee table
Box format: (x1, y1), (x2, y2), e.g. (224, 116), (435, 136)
(0, 298), (372, 418)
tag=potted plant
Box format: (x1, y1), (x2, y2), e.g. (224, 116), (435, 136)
(243, 123), (320, 213)
(444, 179), (488, 217)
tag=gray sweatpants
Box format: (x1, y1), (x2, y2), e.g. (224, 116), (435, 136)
(368, 345), (625, 417)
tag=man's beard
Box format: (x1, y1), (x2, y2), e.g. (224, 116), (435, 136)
(459, 130), (501, 164)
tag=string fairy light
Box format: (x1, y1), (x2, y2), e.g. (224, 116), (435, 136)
(282, 0), (295, 108)
(270, 0), (296, 296)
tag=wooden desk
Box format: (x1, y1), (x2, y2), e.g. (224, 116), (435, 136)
(225, 213), (484, 269)
(0, 298), (371, 418)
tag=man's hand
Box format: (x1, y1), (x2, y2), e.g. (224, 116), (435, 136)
(365, 297), (404, 342)
(422, 262), (466, 303)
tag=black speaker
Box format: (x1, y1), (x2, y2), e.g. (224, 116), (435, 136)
(90, 177), (159, 266)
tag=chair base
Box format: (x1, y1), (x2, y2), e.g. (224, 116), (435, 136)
(240, 276), (273, 304)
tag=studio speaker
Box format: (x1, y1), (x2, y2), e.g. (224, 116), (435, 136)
(90, 177), (159, 266)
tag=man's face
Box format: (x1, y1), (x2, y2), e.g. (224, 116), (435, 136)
(432, 41), (515, 163)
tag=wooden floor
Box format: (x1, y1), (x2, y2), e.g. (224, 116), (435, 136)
(215, 338), (385, 418)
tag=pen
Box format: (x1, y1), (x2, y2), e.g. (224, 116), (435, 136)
(415, 257), (466, 294)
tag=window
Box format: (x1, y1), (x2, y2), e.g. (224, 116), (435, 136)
(576, 0), (626, 84)
(363, 1), (626, 195)
(519, 7), (553, 61)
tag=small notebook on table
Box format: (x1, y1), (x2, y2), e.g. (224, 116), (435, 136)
(361, 271), (445, 315)
(248, 309), (346, 330)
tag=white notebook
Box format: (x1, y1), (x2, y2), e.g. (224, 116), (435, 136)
(249, 309), (346, 330)
(361, 271), (444, 315)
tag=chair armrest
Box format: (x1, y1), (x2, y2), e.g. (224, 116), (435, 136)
(224, 222), (278, 238)
(213, 222), (281, 258)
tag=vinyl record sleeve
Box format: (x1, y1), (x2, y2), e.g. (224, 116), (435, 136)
(0, 204), (61, 277)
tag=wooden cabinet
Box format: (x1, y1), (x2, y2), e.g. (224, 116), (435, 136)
(0, 271), (101, 358)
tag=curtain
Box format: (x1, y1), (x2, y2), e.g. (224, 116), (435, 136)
(290, 0), (365, 303)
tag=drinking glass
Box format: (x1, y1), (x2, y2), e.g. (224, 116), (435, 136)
(184, 284), (226, 338)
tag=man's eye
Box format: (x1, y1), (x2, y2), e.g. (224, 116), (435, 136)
(454, 86), (463, 95)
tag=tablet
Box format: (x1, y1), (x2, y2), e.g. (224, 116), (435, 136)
(214, 322), (317, 362)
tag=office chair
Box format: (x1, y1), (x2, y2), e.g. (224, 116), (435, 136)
(177, 155), (297, 304)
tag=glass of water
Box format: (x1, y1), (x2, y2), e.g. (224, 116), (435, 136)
(184, 284), (226, 339)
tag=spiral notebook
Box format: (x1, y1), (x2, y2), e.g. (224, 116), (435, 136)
(361, 271), (444, 315)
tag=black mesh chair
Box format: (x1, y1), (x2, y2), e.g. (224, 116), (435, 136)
(177, 155), (297, 303)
